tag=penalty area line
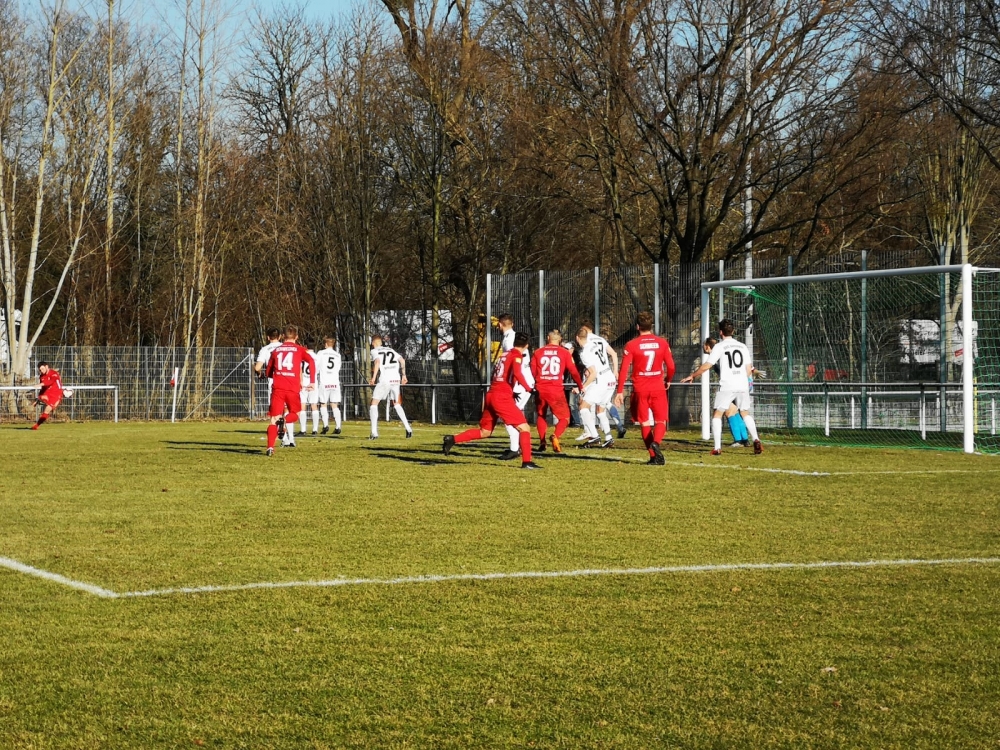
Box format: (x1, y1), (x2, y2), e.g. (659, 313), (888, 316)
(4, 556), (999, 600)
(0, 556), (119, 598)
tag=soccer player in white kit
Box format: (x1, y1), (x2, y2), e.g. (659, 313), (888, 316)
(497, 313), (536, 460)
(681, 318), (763, 455)
(574, 326), (619, 447)
(369, 335), (413, 439)
(315, 336), (343, 434)
(299, 343), (320, 435)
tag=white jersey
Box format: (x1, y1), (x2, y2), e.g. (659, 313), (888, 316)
(371, 346), (402, 383)
(500, 328), (534, 391)
(300, 350), (317, 388)
(580, 334), (614, 379)
(707, 337), (751, 391)
(315, 348), (341, 387)
(256, 340), (281, 370)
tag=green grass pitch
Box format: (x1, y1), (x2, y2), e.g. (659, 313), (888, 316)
(1, 420), (999, 748)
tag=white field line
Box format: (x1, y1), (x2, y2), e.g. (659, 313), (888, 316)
(0, 556), (118, 598)
(656, 461), (1000, 477)
(3, 555), (999, 599)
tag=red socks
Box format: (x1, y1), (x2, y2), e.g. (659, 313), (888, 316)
(554, 417), (569, 438)
(641, 425), (653, 455)
(455, 428), (482, 444)
(653, 423), (666, 445)
(267, 424), (278, 449)
(519, 430), (532, 462)
(537, 418), (548, 441)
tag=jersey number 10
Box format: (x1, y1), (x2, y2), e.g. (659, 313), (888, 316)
(724, 350), (744, 369)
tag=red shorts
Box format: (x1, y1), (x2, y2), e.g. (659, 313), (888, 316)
(536, 386), (570, 422)
(39, 392), (62, 409)
(269, 388), (302, 422)
(630, 388), (668, 425)
(479, 389), (528, 432)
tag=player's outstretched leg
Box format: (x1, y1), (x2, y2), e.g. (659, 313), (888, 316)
(393, 403), (412, 438)
(597, 410), (614, 448)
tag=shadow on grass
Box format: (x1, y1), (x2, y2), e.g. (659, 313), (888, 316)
(163, 440), (262, 456)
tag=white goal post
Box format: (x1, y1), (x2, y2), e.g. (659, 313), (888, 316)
(0, 384), (119, 422)
(700, 264), (1000, 454)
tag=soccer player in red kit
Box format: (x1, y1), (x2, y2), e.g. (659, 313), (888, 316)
(443, 332), (542, 469)
(32, 362), (63, 430)
(530, 329), (582, 453)
(614, 311), (675, 465)
(264, 325), (315, 455)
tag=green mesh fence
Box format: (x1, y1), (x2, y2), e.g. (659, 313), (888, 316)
(706, 267), (1000, 452)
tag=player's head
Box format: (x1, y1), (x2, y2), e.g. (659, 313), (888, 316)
(371, 335), (383, 348)
(38, 361), (49, 374)
(498, 313), (514, 331)
(703, 336), (718, 353)
(718, 319), (735, 338)
(575, 327), (590, 346)
(546, 330), (562, 345)
(636, 311), (654, 333)
(513, 332), (530, 351)
(266, 327), (280, 342)
(284, 324), (299, 342)
(324, 336), (336, 349)
(579, 319), (594, 334)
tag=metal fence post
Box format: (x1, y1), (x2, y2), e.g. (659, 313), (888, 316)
(860, 250), (868, 431)
(653, 263), (660, 335)
(963, 263), (974, 452)
(485, 273), (492, 381)
(538, 270), (545, 348)
(718, 260), (725, 320)
(114, 387), (119, 423)
(786, 256), (794, 429)
(593, 267), (600, 335)
(248, 348), (254, 419)
(431, 385), (437, 425)
(701, 285), (711, 440)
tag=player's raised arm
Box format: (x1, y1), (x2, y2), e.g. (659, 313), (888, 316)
(664, 341), (676, 389)
(304, 347), (317, 389)
(511, 353), (533, 392)
(399, 353), (408, 385)
(562, 348), (583, 390)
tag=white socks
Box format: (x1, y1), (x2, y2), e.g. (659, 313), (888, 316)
(506, 424), (520, 451)
(597, 410), (612, 439)
(285, 421), (296, 445)
(311, 409), (319, 433)
(580, 407), (598, 439)
(320, 405), (329, 428)
(743, 414), (760, 441)
(333, 406), (341, 430)
(299, 412), (307, 433)
(394, 404), (411, 432)
(712, 417), (722, 450)
(370, 405), (379, 436)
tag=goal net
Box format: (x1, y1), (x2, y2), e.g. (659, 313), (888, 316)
(701, 264), (1000, 453)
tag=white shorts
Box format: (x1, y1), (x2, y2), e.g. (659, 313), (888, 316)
(714, 389), (752, 412)
(372, 381), (401, 403)
(300, 387), (319, 406)
(582, 377), (616, 408)
(514, 389), (531, 411)
(318, 384), (341, 405)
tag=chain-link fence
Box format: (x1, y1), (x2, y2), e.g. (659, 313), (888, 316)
(0, 346), (486, 424)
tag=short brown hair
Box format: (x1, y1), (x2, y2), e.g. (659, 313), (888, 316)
(546, 329), (562, 344)
(284, 324), (298, 339)
(324, 336), (336, 347)
(580, 319), (594, 332)
(718, 319), (735, 337)
(498, 313), (514, 326)
(636, 311), (654, 332)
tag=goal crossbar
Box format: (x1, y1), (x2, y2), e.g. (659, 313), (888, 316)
(699, 264), (1000, 454)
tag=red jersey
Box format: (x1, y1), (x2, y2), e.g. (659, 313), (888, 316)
(267, 342), (316, 392)
(530, 345), (582, 390)
(490, 348), (532, 395)
(617, 334), (675, 393)
(39, 369), (63, 399)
